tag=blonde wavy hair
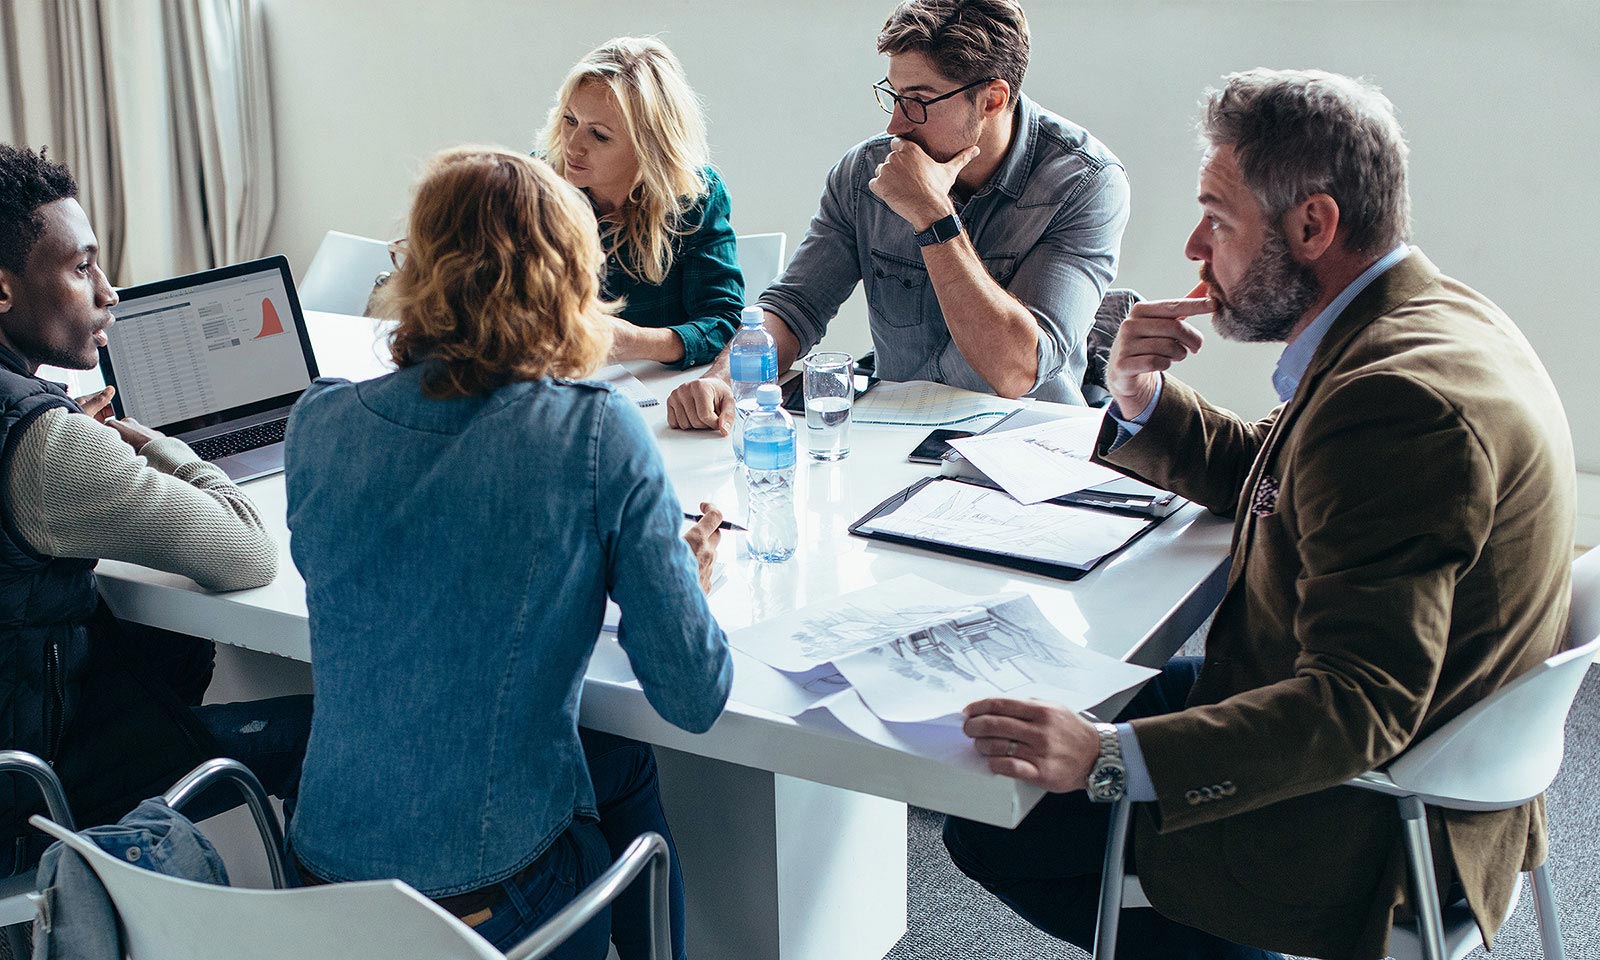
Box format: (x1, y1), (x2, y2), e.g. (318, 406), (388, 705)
(539, 37), (710, 286)
(380, 146), (615, 398)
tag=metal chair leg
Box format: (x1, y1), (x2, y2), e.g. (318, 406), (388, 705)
(1397, 795), (1447, 960)
(1093, 796), (1133, 960)
(162, 758), (288, 889)
(0, 751), (75, 831)
(1529, 863), (1566, 960)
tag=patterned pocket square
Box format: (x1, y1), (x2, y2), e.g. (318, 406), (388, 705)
(1250, 474), (1280, 517)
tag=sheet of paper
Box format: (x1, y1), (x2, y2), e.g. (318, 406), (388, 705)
(729, 659), (855, 718)
(946, 415), (1124, 504)
(858, 480), (1150, 568)
(831, 594), (1157, 722)
(594, 364), (659, 408)
(852, 380), (1021, 427)
(819, 692), (980, 768)
(728, 574), (980, 673)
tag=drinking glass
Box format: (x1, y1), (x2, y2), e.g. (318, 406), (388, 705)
(803, 352), (853, 461)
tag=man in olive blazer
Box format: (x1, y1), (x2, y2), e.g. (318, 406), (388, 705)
(946, 69), (1574, 960)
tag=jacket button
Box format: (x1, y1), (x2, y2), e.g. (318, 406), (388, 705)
(1221, 781), (1237, 796)
(125, 846), (141, 862)
(1185, 789), (1202, 805)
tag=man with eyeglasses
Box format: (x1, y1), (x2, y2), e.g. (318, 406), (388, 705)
(667, 0), (1129, 431)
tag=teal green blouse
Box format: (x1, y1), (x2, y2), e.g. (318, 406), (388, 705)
(598, 167), (745, 369)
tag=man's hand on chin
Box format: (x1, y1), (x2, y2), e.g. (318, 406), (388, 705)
(869, 139), (978, 232)
(963, 697), (1100, 792)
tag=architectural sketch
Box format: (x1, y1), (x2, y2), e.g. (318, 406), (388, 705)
(728, 575), (980, 673)
(832, 594), (1156, 723)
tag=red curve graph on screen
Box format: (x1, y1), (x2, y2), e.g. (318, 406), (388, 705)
(255, 298), (284, 339)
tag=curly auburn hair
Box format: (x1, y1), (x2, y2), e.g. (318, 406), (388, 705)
(380, 146), (616, 398)
(0, 144), (79, 275)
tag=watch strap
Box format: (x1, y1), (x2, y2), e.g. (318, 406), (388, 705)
(914, 212), (963, 247)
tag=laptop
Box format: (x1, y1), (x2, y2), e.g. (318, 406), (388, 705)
(98, 255), (319, 483)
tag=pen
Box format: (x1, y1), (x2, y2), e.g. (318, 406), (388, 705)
(683, 511), (748, 533)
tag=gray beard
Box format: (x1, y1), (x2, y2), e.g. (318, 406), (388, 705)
(1210, 228), (1320, 343)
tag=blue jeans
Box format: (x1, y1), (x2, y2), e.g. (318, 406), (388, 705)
(463, 729), (688, 960)
(184, 695), (313, 823)
(942, 658), (1286, 960)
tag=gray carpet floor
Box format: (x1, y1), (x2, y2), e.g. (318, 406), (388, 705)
(888, 664), (1600, 960)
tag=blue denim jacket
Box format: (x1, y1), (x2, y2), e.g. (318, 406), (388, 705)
(759, 95), (1130, 404)
(283, 364), (732, 896)
(33, 798), (229, 960)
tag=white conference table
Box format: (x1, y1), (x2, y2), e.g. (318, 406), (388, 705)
(94, 311), (1232, 960)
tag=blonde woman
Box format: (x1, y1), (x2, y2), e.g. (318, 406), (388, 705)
(284, 146), (729, 960)
(540, 37), (743, 368)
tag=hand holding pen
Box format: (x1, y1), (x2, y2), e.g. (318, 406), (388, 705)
(682, 502), (737, 595)
(683, 510), (747, 532)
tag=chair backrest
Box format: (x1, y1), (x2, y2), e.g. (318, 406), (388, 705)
(1384, 548), (1600, 806)
(29, 816), (501, 960)
(298, 230), (394, 317)
(735, 232), (786, 301)
(1082, 288), (1142, 407)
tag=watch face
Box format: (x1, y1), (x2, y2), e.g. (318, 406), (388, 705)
(1087, 762), (1126, 801)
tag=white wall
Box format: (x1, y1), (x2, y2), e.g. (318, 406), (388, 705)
(259, 0), (1600, 475)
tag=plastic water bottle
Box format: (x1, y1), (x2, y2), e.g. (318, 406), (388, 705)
(728, 306), (777, 461)
(743, 384), (797, 562)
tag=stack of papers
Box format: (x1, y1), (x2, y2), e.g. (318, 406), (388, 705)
(946, 416), (1123, 504)
(728, 575), (1156, 724)
(852, 380), (1020, 427)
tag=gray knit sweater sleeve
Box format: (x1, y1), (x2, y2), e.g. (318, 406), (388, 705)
(4, 408), (278, 591)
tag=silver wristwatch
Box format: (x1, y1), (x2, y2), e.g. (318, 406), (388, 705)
(1085, 722), (1127, 803)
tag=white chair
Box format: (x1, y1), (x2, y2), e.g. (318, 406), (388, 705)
(735, 232), (786, 301)
(25, 757), (673, 960)
(1092, 548), (1600, 960)
(298, 230), (394, 317)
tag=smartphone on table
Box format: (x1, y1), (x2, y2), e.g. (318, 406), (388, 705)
(907, 428), (974, 464)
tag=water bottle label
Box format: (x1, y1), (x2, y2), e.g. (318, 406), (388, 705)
(730, 351), (777, 383)
(744, 437), (797, 470)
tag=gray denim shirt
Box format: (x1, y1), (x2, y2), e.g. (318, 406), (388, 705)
(759, 95), (1130, 404)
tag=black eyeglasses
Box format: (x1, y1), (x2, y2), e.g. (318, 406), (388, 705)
(872, 76), (998, 125)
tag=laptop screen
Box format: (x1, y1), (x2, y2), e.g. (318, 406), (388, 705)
(99, 256), (319, 436)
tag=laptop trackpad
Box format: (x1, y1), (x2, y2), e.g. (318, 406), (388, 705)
(212, 442), (285, 483)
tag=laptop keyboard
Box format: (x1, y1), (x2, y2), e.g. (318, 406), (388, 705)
(189, 417), (289, 462)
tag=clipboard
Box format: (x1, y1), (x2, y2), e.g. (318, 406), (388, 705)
(939, 407), (1184, 517)
(848, 476), (1169, 582)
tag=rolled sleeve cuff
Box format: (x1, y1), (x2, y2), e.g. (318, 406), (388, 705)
(1030, 311), (1068, 395)
(757, 296), (822, 357)
(1115, 722), (1158, 803)
(668, 324), (709, 370)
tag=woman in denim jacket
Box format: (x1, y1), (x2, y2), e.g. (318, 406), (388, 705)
(538, 37), (745, 370)
(283, 146), (732, 960)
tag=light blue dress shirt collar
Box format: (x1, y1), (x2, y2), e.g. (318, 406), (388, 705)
(1270, 244), (1411, 403)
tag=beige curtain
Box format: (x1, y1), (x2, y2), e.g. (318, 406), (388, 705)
(0, 0), (274, 285)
